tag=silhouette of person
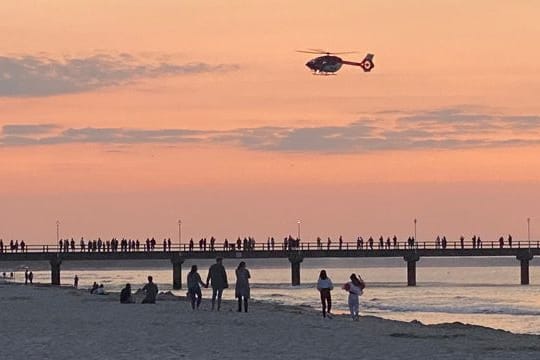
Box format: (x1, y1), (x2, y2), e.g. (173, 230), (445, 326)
(74, 275), (79, 288)
(235, 261), (251, 312)
(142, 276), (159, 304)
(28, 271), (33, 284)
(206, 258), (228, 311)
(317, 270), (333, 318)
(120, 283), (134, 304)
(187, 265), (206, 310)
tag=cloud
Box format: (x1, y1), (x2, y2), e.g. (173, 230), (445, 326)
(2, 108), (540, 152)
(0, 53), (238, 97)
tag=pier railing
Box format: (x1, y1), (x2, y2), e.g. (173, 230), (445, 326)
(1, 239), (539, 254)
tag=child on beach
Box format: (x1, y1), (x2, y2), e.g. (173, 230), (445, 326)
(187, 265), (206, 310)
(343, 274), (365, 321)
(316, 270), (333, 318)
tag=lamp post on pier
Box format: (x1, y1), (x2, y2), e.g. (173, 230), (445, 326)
(414, 218), (417, 245)
(527, 217), (530, 249)
(178, 219), (182, 251)
(297, 220), (301, 240)
(56, 220), (60, 243)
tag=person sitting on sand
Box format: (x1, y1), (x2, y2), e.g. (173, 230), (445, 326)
(343, 274), (365, 321)
(206, 257), (228, 311)
(187, 265), (206, 310)
(142, 276), (158, 304)
(90, 282), (99, 294)
(95, 284), (106, 295)
(317, 270), (333, 318)
(120, 283), (134, 304)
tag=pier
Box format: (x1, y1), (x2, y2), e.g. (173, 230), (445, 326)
(1, 240), (538, 288)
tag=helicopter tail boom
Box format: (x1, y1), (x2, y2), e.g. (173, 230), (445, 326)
(342, 53), (375, 72)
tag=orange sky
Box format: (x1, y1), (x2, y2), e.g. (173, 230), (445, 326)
(1, 1), (540, 244)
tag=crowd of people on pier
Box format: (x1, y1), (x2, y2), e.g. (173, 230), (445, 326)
(0, 233), (528, 254)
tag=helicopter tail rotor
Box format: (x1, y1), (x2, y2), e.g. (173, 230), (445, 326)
(341, 53), (375, 72)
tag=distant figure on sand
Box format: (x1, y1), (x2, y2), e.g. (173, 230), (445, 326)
(235, 261), (251, 312)
(120, 283), (134, 304)
(317, 270), (333, 318)
(187, 265), (206, 310)
(74, 275), (79, 288)
(28, 271), (33, 284)
(142, 276), (159, 304)
(25, 269), (29, 285)
(90, 282), (99, 294)
(206, 257), (228, 311)
(343, 274), (365, 321)
(95, 284), (106, 295)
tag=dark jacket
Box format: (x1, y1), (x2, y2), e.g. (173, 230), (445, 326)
(207, 263), (228, 290)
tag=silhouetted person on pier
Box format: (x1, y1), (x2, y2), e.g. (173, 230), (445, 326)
(70, 239), (75, 251)
(163, 239), (167, 252)
(442, 236), (447, 249)
(386, 237), (391, 249)
(338, 236), (343, 250)
(472, 235), (477, 249)
(224, 239), (229, 251)
(167, 238), (171, 251)
(393, 235), (397, 248)
(74, 275), (79, 288)
(368, 237), (374, 250)
(189, 238), (194, 251)
(508, 234), (513, 248)
(206, 258), (228, 311)
(120, 283), (134, 304)
(142, 276), (158, 304)
(58, 240), (62, 252)
(460, 236), (465, 249)
(80, 238), (85, 252)
(327, 237), (331, 250)
(477, 236), (482, 249)
(436, 236), (441, 249)
(187, 265), (206, 310)
(235, 261), (251, 312)
(379, 236), (384, 249)
(20, 241), (25, 252)
(271, 237), (275, 250)
(237, 238), (242, 251)
(499, 236), (504, 248)
(317, 270), (333, 318)
(0, 239), (3, 253)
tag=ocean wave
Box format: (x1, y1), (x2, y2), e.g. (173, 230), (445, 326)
(363, 301), (540, 316)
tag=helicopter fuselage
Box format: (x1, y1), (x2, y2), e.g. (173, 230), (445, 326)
(305, 55), (343, 74)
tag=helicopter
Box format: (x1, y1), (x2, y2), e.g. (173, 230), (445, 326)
(297, 49), (375, 75)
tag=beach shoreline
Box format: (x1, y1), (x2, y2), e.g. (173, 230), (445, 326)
(1, 280), (540, 360)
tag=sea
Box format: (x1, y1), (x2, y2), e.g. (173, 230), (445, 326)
(3, 257), (539, 335)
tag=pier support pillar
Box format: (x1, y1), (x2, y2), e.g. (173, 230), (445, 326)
(171, 256), (184, 290)
(288, 253), (304, 286)
(517, 252), (534, 285)
(50, 258), (62, 286)
(404, 253), (420, 287)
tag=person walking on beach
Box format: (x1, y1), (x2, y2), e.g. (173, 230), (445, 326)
(120, 283), (134, 304)
(74, 275), (79, 288)
(343, 273), (365, 321)
(142, 276), (159, 304)
(235, 261), (251, 312)
(206, 257), (228, 311)
(28, 271), (33, 284)
(317, 270), (333, 318)
(25, 269), (29, 285)
(187, 265), (206, 310)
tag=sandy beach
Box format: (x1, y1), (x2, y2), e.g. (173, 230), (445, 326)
(1, 281), (539, 360)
